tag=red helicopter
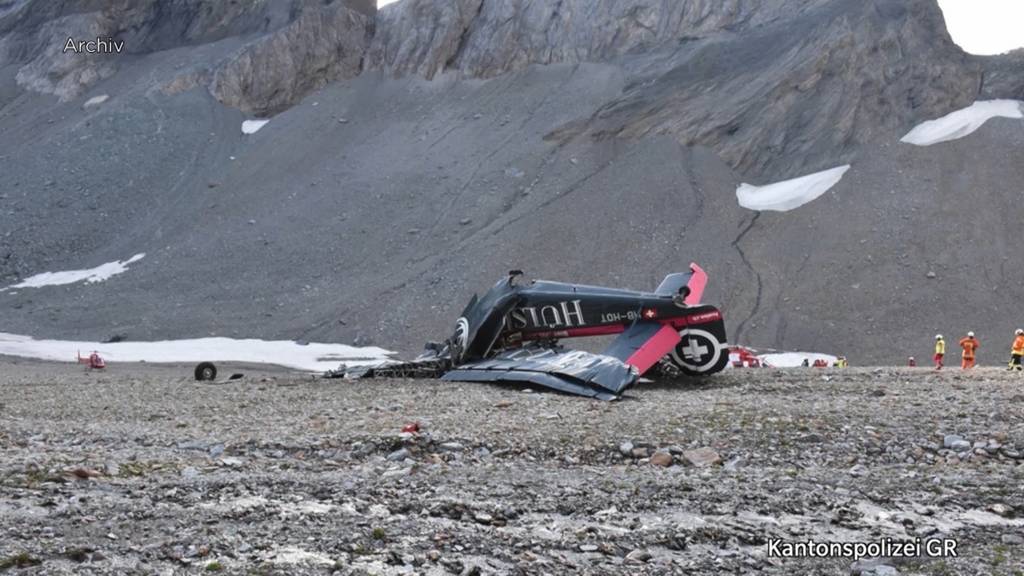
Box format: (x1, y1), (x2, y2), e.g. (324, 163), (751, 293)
(77, 350), (106, 370)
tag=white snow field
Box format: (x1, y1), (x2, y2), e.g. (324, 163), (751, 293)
(758, 352), (839, 368)
(0, 333), (394, 372)
(901, 99), (1024, 146)
(242, 119), (270, 134)
(1, 253), (145, 291)
(736, 165), (851, 212)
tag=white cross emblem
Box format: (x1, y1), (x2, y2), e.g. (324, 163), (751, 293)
(682, 338), (709, 361)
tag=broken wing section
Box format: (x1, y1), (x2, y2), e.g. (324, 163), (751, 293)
(442, 347), (638, 400)
(603, 321), (682, 375)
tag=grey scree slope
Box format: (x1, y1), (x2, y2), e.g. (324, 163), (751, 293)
(0, 0), (1022, 363)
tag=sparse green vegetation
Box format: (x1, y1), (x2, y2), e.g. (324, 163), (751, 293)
(993, 544), (1009, 566)
(0, 552), (42, 570)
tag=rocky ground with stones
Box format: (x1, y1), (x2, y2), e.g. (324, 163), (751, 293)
(1, 359), (1023, 575)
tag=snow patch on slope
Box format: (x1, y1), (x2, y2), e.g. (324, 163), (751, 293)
(242, 119), (270, 134)
(901, 100), (1023, 146)
(2, 254), (145, 291)
(736, 165), (850, 212)
(0, 333), (394, 372)
(758, 352), (838, 368)
(82, 94), (109, 108)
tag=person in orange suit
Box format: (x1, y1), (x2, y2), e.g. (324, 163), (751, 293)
(959, 331), (979, 369)
(934, 334), (945, 370)
(1009, 329), (1024, 372)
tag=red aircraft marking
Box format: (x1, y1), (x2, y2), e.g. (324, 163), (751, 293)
(625, 324), (682, 374)
(685, 262), (708, 305)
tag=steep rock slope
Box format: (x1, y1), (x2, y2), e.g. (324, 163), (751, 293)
(573, 0), (981, 179)
(371, 0), (986, 181)
(367, 0), (832, 80)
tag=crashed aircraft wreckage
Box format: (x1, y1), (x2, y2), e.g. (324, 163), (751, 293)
(337, 264), (729, 400)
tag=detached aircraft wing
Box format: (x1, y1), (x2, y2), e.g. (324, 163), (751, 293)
(442, 347), (638, 400)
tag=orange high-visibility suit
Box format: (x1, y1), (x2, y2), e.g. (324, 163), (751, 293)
(1010, 335), (1024, 371)
(959, 336), (979, 369)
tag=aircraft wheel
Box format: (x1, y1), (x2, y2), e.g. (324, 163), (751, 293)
(194, 362), (217, 381)
(669, 328), (728, 376)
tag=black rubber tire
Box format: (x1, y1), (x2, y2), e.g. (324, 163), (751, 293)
(194, 362), (217, 381)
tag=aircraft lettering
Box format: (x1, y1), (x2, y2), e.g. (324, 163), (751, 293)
(510, 300), (586, 329)
(686, 311), (722, 323)
(561, 300), (585, 326)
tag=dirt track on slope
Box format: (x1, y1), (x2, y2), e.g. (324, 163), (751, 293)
(1, 360), (1023, 575)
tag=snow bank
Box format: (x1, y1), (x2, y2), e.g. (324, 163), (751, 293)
(0, 333), (394, 372)
(2, 254), (145, 291)
(242, 119), (270, 134)
(758, 352), (839, 368)
(901, 100), (1023, 146)
(736, 165), (850, 212)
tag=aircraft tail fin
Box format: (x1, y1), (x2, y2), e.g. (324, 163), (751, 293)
(655, 263), (707, 305)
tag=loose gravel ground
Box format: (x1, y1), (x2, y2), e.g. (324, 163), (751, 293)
(1, 358), (1023, 575)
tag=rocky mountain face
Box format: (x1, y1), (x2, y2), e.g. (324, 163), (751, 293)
(980, 49), (1024, 100)
(368, 0), (830, 79)
(2, 0), (1014, 175)
(0, 0), (374, 107)
(370, 0), (995, 179)
(0, 0), (1022, 362)
(210, 2), (371, 116)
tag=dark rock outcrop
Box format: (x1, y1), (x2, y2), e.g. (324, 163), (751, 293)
(0, 0), (373, 102)
(210, 2), (371, 116)
(365, 0), (484, 79)
(980, 49), (1024, 100)
(367, 0), (833, 80)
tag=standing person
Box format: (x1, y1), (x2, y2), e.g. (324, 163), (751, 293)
(959, 331), (980, 369)
(1009, 329), (1024, 372)
(934, 334), (946, 370)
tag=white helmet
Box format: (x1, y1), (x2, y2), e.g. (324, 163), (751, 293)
(968, 331), (975, 338)
(1017, 329), (1023, 336)
(935, 334), (943, 340)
